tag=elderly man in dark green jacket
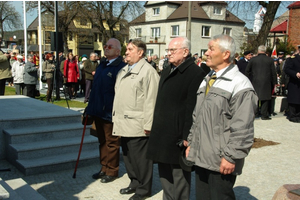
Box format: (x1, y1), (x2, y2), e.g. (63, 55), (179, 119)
(0, 50), (12, 95)
(84, 52), (98, 103)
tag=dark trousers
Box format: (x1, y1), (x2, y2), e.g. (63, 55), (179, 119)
(121, 137), (153, 197)
(25, 84), (36, 98)
(288, 103), (300, 122)
(46, 78), (53, 101)
(15, 83), (25, 95)
(260, 100), (270, 118)
(85, 79), (93, 102)
(158, 163), (191, 200)
(195, 166), (236, 200)
(0, 79), (7, 95)
(94, 117), (120, 177)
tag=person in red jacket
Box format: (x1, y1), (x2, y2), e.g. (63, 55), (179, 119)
(64, 52), (79, 99)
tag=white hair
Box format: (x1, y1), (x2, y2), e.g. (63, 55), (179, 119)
(212, 34), (236, 62)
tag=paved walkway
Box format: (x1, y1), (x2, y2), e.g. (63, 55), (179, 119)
(1, 89), (300, 199)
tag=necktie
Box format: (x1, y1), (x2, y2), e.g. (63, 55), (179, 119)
(205, 74), (217, 95)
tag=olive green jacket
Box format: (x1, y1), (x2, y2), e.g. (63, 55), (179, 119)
(0, 51), (12, 80)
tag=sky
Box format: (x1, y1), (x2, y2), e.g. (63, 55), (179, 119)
(9, 1), (292, 31)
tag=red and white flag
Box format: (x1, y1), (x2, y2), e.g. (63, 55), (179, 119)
(272, 45), (277, 57)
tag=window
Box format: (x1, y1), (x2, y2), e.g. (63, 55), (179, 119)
(68, 32), (73, 41)
(94, 33), (98, 42)
(147, 49), (153, 56)
(201, 49), (207, 56)
(153, 8), (160, 15)
(171, 25), (179, 36)
(202, 26), (211, 37)
(151, 27), (160, 38)
(223, 28), (231, 36)
(136, 28), (142, 38)
(214, 6), (222, 15)
(80, 19), (87, 26)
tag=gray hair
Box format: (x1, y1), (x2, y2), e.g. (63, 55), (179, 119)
(176, 36), (191, 50)
(27, 54), (33, 59)
(212, 34), (236, 62)
(258, 45), (266, 53)
(90, 52), (96, 57)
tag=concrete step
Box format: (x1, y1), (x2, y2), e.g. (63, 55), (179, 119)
(5, 178), (46, 200)
(0, 181), (10, 200)
(0, 178), (22, 200)
(4, 123), (91, 144)
(2, 112), (82, 130)
(16, 149), (99, 175)
(9, 135), (98, 160)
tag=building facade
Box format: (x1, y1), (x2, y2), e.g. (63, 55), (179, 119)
(129, 1), (245, 57)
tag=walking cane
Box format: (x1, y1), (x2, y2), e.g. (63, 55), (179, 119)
(72, 115), (88, 178)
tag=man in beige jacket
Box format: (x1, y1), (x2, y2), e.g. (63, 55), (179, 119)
(0, 50), (12, 95)
(112, 39), (159, 200)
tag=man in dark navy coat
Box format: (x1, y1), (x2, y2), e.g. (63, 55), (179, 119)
(147, 37), (206, 199)
(86, 38), (126, 183)
(237, 50), (252, 75)
(284, 49), (300, 122)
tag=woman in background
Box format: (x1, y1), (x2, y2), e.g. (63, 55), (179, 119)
(12, 55), (25, 95)
(63, 52), (79, 99)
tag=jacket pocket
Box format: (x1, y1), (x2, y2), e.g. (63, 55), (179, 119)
(124, 111), (144, 119)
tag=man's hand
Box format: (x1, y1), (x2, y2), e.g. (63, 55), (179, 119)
(185, 146), (190, 158)
(219, 157), (235, 175)
(144, 130), (150, 135)
(92, 71), (96, 76)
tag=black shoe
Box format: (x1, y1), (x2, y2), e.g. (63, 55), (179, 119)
(92, 171), (106, 179)
(272, 112), (277, 116)
(129, 194), (148, 200)
(100, 175), (117, 183)
(261, 117), (272, 120)
(120, 187), (136, 195)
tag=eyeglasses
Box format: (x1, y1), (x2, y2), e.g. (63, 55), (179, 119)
(104, 44), (114, 50)
(165, 48), (185, 54)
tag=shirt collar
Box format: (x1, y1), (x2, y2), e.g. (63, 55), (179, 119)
(215, 65), (229, 78)
(107, 57), (117, 65)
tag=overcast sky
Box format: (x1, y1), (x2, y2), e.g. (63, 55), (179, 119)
(10, 1), (290, 31)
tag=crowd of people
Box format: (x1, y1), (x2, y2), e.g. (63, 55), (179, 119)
(1, 34), (300, 200)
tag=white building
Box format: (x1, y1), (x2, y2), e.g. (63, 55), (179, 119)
(129, 1), (245, 57)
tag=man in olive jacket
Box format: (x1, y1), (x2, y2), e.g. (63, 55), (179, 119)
(0, 50), (12, 95)
(84, 52), (98, 103)
(147, 37), (206, 200)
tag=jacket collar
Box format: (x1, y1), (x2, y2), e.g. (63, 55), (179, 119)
(122, 58), (147, 75)
(108, 56), (123, 67)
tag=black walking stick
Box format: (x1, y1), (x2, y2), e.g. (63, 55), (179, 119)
(72, 115), (88, 178)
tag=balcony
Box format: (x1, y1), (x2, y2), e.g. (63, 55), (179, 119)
(137, 35), (166, 44)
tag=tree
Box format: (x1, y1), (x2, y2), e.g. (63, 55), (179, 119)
(0, 1), (21, 40)
(83, 1), (144, 44)
(27, 1), (82, 54)
(226, 1), (293, 53)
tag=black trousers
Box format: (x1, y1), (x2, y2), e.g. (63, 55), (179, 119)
(121, 137), (153, 197)
(25, 84), (36, 98)
(260, 100), (270, 118)
(158, 163), (191, 200)
(195, 166), (236, 200)
(288, 103), (300, 122)
(0, 79), (7, 95)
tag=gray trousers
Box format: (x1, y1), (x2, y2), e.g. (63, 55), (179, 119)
(158, 163), (191, 200)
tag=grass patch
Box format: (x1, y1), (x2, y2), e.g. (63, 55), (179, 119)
(4, 86), (86, 108)
(252, 137), (280, 148)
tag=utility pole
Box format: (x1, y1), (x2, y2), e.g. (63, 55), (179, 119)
(55, 1), (60, 100)
(187, 1), (192, 41)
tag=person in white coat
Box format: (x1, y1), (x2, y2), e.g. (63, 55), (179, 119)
(12, 55), (25, 95)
